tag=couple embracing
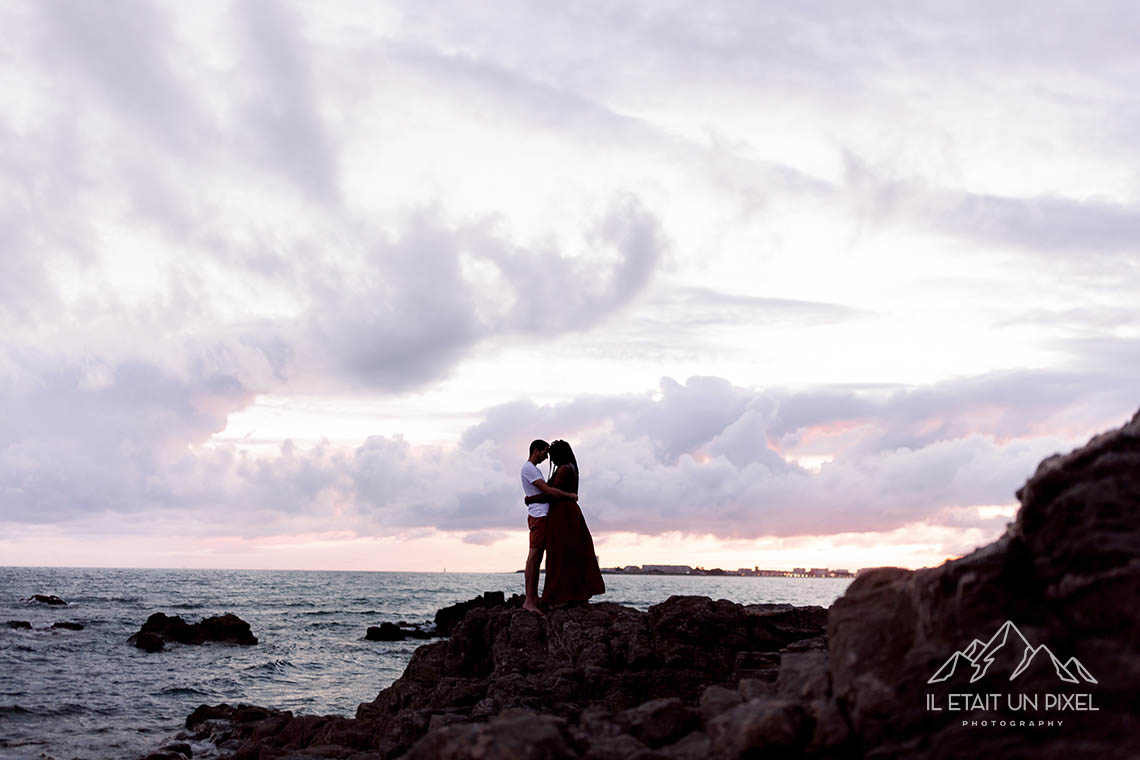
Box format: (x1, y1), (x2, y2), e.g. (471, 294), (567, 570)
(520, 439), (605, 614)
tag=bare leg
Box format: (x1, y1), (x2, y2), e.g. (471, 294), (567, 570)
(523, 547), (545, 615)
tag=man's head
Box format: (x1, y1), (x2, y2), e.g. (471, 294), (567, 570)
(529, 439), (549, 464)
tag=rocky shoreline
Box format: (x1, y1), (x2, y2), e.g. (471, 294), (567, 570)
(143, 409), (1139, 759)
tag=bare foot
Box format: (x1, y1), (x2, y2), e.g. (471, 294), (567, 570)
(522, 601), (545, 616)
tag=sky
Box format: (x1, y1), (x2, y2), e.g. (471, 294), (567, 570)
(1, 1), (1138, 573)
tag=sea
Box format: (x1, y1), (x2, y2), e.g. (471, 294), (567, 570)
(0, 567), (852, 760)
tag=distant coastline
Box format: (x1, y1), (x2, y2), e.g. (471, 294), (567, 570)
(601, 564), (857, 578)
(516, 564), (858, 578)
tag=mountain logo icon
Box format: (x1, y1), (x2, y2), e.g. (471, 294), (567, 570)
(927, 621), (1098, 685)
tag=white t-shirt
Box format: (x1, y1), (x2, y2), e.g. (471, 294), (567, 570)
(521, 461), (549, 518)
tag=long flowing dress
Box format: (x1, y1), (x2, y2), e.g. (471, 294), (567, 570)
(540, 464), (605, 606)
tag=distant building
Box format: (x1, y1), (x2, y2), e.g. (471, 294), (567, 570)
(642, 564), (692, 575)
(792, 567), (807, 576)
(809, 568), (829, 577)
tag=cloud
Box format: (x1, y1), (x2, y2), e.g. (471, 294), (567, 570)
(844, 157), (1140, 264)
(3, 1), (1139, 563)
(4, 367), (1133, 544)
(37, 0), (206, 150)
(0, 356), (254, 523)
(298, 197), (665, 392)
(241, 0), (340, 202)
(461, 531), (508, 546)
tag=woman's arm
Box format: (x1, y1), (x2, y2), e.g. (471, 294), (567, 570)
(524, 470), (577, 503)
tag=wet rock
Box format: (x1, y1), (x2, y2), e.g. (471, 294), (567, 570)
(195, 613), (258, 645)
(137, 741), (193, 759)
(132, 632), (165, 652)
(28, 594), (67, 606)
(180, 703), (296, 757)
(128, 612), (257, 651)
(6, 620), (31, 629)
(366, 621), (434, 641)
(51, 621), (85, 630)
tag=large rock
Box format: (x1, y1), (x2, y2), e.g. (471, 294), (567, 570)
(433, 591), (515, 636)
(174, 595), (826, 758)
(128, 612), (258, 651)
(52, 621), (85, 631)
(404, 711), (579, 760)
(366, 621), (435, 641)
(27, 594), (67, 606)
(155, 408), (1139, 759)
(828, 408), (1140, 758)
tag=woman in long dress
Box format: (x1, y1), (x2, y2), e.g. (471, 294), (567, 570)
(533, 439), (605, 606)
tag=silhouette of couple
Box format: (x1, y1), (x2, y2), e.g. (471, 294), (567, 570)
(520, 439), (605, 614)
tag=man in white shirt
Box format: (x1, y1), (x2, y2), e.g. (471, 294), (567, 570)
(521, 439), (577, 614)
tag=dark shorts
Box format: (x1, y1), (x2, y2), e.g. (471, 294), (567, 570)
(528, 516), (547, 549)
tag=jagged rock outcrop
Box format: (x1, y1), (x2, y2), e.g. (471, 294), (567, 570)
(433, 591), (519, 636)
(27, 594), (67, 606)
(157, 408), (1140, 759)
(138, 742), (193, 760)
(365, 622), (435, 641)
(174, 597), (827, 758)
(52, 621), (84, 630)
(128, 612), (258, 652)
(827, 407), (1140, 758)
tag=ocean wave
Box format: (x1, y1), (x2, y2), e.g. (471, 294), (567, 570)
(160, 686), (210, 697)
(266, 601), (322, 609)
(244, 659), (297, 674)
(0, 702), (90, 718)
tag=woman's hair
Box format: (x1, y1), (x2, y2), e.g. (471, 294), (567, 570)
(548, 439), (578, 472)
